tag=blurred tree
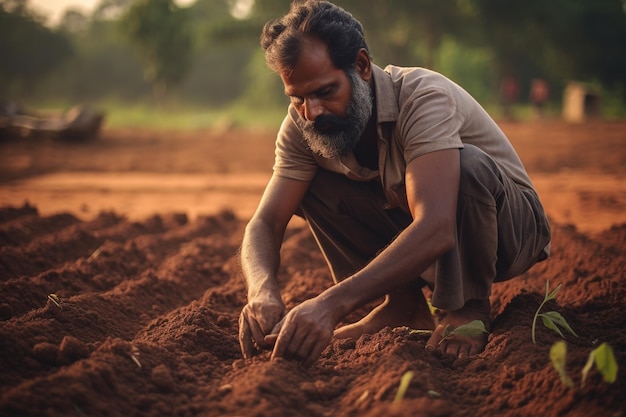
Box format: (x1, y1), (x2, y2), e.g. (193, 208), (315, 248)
(471, 0), (626, 97)
(7, 0), (625, 115)
(48, 18), (148, 101)
(0, 0), (74, 97)
(564, 0), (626, 92)
(343, 0), (475, 68)
(59, 9), (89, 32)
(177, 0), (260, 106)
(120, 0), (193, 100)
(93, 0), (132, 21)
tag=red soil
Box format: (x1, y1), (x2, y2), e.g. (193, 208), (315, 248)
(0, 120), (625, 416)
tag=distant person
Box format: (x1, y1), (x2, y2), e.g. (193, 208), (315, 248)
(238, 0), (551, 366)
(530, 78), (550, 118)
(499, 75), (520, 120)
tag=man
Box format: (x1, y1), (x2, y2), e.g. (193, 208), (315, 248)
(238, 0), (551, 367)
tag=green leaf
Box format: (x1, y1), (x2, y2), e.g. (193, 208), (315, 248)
(439, 320), (488, 346)
(449, 320), (488, 337)
(595, 343), (619, 383)
(550, 341), (574, 388)
(542, 311), (579, 338)
(541, 314), (565, 338)
(546, 282), (562, 301)
(582, 343), (618, 387)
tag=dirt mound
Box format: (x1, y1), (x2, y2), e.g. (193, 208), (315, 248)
(0, 203), (624, 417)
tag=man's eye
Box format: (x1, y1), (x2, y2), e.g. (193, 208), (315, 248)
(317, 88), (333, 98)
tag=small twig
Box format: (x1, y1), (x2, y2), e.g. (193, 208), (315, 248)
(47, 294), (62, 309)
(87, 246), (104, 262)
(130, 345), (142, 368)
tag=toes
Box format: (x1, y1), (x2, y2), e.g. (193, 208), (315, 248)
(444, 341), (461, 357)
(425, 325), (445, 352)
(425, 324), (487, 359)
(457, 343), (471, 359)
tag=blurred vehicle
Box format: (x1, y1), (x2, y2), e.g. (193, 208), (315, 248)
(0, 101), (104, 141)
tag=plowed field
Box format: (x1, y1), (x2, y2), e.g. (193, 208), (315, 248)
(0, 120), (625, 417)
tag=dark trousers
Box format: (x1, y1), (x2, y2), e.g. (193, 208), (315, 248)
(298, 144), (551, 310)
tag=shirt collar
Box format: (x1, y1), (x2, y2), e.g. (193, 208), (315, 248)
(372, 64), (399, 123)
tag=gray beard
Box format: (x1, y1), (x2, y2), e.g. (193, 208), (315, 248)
(296, 70), (373, 159)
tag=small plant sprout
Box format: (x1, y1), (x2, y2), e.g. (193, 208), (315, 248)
(550, 341), (618, 389)
(549, 341), (574, 388)
(47, 294), (62, 309)
(531, 280), (578, 344)
(426, 299), (437, 316)
(581, 342), (618, 387)
(393, 371), (415, 404)
(439, 320), (488, 346)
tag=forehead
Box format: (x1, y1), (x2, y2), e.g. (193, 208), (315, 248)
(280, 36), (346, 96)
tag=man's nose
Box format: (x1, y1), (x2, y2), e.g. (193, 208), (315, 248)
(303, 98), (324, 121)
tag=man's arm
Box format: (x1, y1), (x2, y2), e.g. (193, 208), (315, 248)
(327, 148), (460, 313)
(238, 173), (310, 358)
(271, 149), (460, 364)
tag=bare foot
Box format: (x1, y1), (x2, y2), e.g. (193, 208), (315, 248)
(425, 299), (491, 359)
(334, 284), (435, 340)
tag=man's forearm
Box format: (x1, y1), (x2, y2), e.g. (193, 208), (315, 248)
(240, 218), (283, 299)
(319, 218), (455, 322)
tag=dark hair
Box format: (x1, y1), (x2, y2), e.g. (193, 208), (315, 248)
(260, 0), (369, 73)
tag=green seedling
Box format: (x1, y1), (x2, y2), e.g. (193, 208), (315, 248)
(426, 299), (437, 316)
(408, 319), (488, 342)
(581, 342), (618, 387)
(531, 280), (578, 344)
(550, 341), (618, 389)
(393, 371), (414, 404)
(439, 320), (488, 346)
(47, 294), (62, 309)
(549, 341), (574, 387)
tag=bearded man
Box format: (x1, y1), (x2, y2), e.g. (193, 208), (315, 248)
(238, 0), (551, 367)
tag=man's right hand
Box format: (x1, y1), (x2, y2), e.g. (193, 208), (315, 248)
(238, 291), (286, 359)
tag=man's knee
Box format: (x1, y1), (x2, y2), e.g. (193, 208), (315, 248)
(458, 144), (501, 205)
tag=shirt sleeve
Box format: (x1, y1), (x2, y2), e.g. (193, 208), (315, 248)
(397, 80), (465, 165)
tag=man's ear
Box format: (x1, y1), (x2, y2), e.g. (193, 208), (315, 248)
(355, 48), (372, 81)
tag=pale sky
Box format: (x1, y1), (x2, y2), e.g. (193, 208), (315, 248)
(29, 0), (198, 26)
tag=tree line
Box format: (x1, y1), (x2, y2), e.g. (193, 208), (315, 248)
(1, 0), (625, 115)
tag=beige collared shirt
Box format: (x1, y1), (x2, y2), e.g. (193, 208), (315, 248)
(273, 64), (535, 212)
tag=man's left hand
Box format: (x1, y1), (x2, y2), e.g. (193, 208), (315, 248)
(264, 297), (336, 367)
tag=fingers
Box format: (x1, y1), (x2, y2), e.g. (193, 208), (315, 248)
(271, 321), (296, 360)
(238, 310), (254, 359)
(246, 311), (268, 347)
(302, 338), (327, 367)
(271, 321), (330, 366)
(271, 323), (309, 362)
(238, 304), (278, 358)
(264, 333), (278, 347)
(242, 297), (334, 366)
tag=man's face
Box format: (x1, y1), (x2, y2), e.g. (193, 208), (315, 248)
(280, 37), (373, 159)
